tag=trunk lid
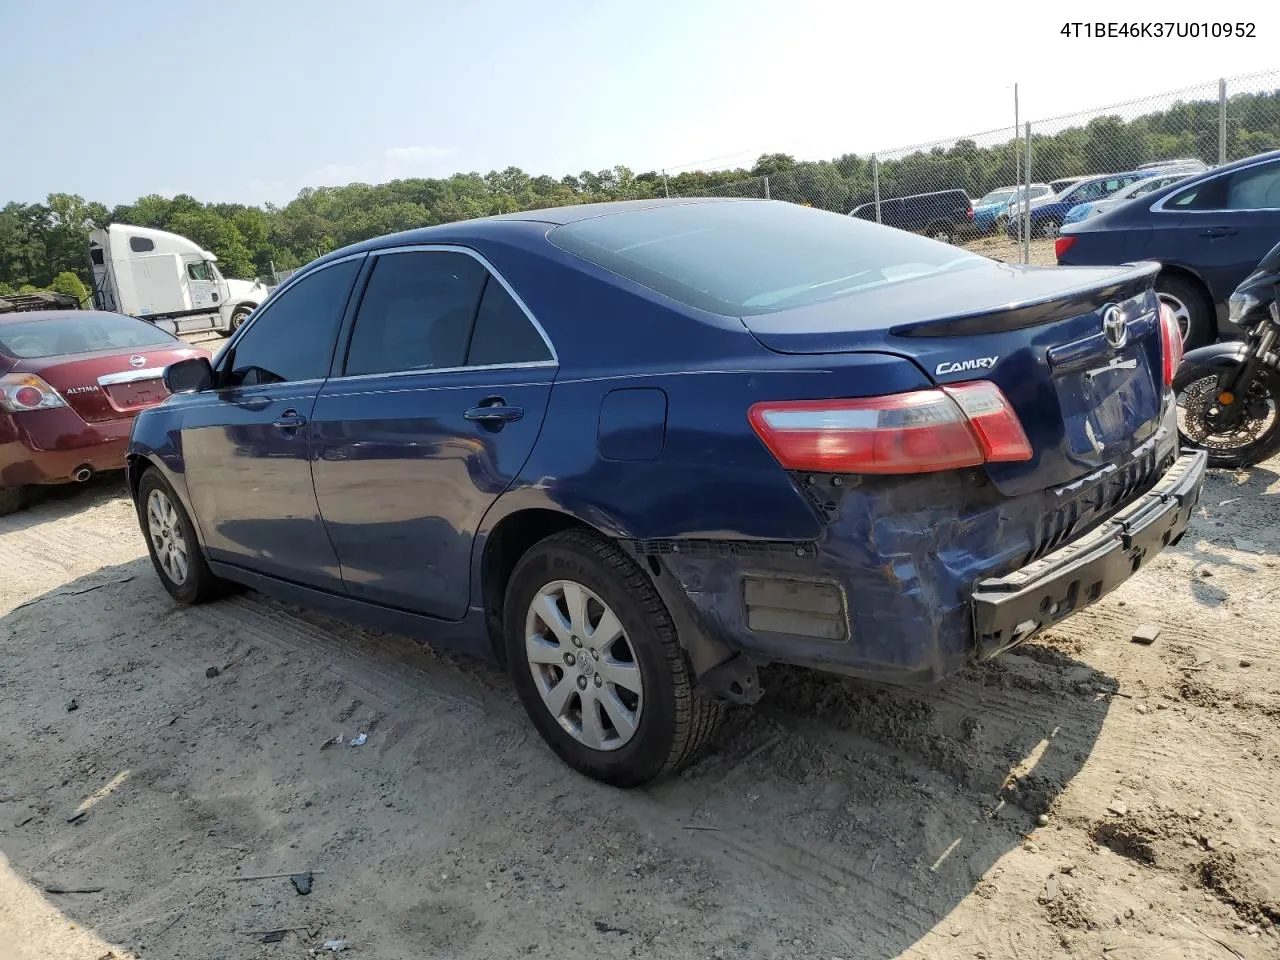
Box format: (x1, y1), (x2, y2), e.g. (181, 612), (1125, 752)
(20, 345), (204, 423)
(742, 261), (1166, 497)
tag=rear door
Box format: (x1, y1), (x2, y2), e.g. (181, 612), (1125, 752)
(1154, 157), (1280, 302)
(177, 255), (362, 589)
(310, 246), (556, 620)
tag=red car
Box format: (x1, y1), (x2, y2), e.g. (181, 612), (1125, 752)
(0, 310), (210, 516)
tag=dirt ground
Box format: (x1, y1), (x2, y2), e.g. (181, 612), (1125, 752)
(2, 313), (1279, 959)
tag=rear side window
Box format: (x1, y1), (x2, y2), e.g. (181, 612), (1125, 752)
(223, 258), (360, 386)
(343, 251), (487, 376)
(466, 279), (552, 366)
(549, 201), (983, 316)
(129, 236), (155, 253)
(0, 314), (178, 358)
(1226, 163), (1280, 210)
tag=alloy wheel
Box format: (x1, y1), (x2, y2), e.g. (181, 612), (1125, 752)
(146, 489), (190, 585)
(524, 580), (643, 751)
(1157, 291), (1192, 345)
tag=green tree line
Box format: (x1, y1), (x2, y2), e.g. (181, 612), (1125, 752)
(3, 88), (1278, 299)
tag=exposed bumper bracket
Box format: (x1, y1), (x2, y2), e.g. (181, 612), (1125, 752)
(696, 653), (764, 705)
(972, 449), (1207, 658)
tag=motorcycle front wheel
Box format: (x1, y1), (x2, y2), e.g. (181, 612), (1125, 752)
(1175, 362), (1280, 469)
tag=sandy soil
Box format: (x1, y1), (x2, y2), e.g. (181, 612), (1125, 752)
(2, 455), (1279, 958)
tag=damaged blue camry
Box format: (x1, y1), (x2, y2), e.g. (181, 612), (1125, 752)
(126, 198), (1207, 786)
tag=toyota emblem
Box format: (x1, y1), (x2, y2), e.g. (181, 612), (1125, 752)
(1101, 306), (1127, 350)
(129, 355), (146, 367)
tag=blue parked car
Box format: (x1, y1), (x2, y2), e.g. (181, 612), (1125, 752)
(1058, 150), (1280, 348)
(972, 184), (1053, 234)
(1008, 171), (1151, 239)
(1062, 171), (1198, 226)
(128, 198), (1204, 786)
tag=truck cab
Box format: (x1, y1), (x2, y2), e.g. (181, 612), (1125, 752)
(89, 224), (270, 336)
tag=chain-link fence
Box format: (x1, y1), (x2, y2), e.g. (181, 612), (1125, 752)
(674, 70), (1280, 265)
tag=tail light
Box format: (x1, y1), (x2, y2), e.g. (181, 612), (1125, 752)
(966, 207), (974, 220)
(1158, 302), (1183, 386)
(748, 381), (1032, 475)
(1054, 235), (1077, 260)
(0, 373), (68, 413)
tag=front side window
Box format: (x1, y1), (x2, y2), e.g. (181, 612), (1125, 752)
(187, 261), (214, 282)
(343, 251), (487, 377)
(221, 258), (360, 387)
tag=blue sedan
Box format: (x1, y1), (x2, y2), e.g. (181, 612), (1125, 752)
(127, 198), (1203, 785)
(1058, 150), (1280, 348)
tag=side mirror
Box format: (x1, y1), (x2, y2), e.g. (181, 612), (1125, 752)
(164, 356), (215, 394)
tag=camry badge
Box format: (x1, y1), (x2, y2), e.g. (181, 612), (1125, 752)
(129, 355), (146, 367)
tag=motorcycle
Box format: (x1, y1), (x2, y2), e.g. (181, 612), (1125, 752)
(1174, 239), (1280, 468)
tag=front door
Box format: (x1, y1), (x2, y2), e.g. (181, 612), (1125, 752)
(310, 248), (557, 619)
(179, 255), (363, 589)
(184, 259), (220, 310)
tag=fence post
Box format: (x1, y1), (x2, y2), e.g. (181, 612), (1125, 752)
(662, 169), (670, 198)
(1023, 122), (1033, 266)
(872, 154), (881, 223)
(1218, 78), (1228, 165)
(1013, 82), (1020, 187)
(763, 176), (770, 200)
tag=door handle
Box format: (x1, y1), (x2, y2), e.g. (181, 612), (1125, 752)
(464, 403), (524, 425)
(1199, 227), (1238, 239)
(273, 410), (307, 429)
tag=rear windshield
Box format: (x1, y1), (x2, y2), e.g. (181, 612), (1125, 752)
(0, 314), (178, 359)
(547, 201), (984, 316)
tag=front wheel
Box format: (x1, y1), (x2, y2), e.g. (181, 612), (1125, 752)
(221, 306), (253, 337)
(1037, 217), (1061, 239)
(504, 529), (725, 787)
(1175, 364), (1280, 469)
(136, 467), (232, 603)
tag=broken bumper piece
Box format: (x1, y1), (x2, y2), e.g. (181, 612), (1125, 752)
(972, 449), (1207, 657)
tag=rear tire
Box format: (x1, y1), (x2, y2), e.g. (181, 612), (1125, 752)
(136, 467), (231, 604)
(504, 528), (725, 787)
(0, 486), (24, 518)
(1037, 216), (1061, 239)
(1157, 274), (1214, 350)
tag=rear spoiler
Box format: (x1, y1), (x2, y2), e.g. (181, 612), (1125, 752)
(889, 261), (1160, 338)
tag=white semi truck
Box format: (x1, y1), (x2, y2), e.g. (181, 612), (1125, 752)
(89, 224), (272, 336)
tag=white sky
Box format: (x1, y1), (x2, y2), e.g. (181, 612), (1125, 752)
(3, 0), (1276, 205)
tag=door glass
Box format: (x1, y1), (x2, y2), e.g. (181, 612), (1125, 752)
(343, 251), (488, 376)
(222, 258), (360, 387)
(187, 261), (214, 282)
(466, 279), (553, 366)
(1226, 163), (1280, 210)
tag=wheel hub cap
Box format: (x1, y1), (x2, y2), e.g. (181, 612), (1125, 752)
(146, 489), (190, 585)
(524, 580), (643, 752)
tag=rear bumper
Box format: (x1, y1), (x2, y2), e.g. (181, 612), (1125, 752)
(0, 408), (133, 487)
(646, 431), (1193, 686)
(972, 449), (1206, 656)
